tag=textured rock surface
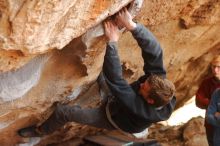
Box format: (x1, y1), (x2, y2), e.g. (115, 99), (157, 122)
(0, 0), (220, 145)
(0, 0), (134, 72)
(148, 117), (208, 146)
(183, 117), (208, 146)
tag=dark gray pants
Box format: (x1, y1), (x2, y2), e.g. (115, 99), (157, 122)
(206, 126), (214, 146)
(40, 73), (115, 134)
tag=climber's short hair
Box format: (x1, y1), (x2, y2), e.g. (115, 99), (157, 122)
(147, 75), (175, 108)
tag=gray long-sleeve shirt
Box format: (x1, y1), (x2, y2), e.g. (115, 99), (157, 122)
(103, 23), (176, 133)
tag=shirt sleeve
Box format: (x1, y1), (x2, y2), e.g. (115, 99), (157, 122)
(103, 42), (138, 110)
(131, 23), (166, 78)
(206, 89), (220, 127)
(196, 80), (210, 109)
(103, 42), (128, 85)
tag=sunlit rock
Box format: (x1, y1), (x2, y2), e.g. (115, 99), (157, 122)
(0, 0), (219, 145)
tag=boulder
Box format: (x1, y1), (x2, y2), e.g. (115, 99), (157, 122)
(0, 0), (220, 145)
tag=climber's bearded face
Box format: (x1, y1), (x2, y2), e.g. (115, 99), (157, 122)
(211, 62), (220, 80)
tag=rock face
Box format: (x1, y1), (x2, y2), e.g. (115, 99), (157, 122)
(0, 0), (220, 145)
(0, 0), (134, 71)
(148, 117), (208, 146)
(183, 117), (208, 146)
